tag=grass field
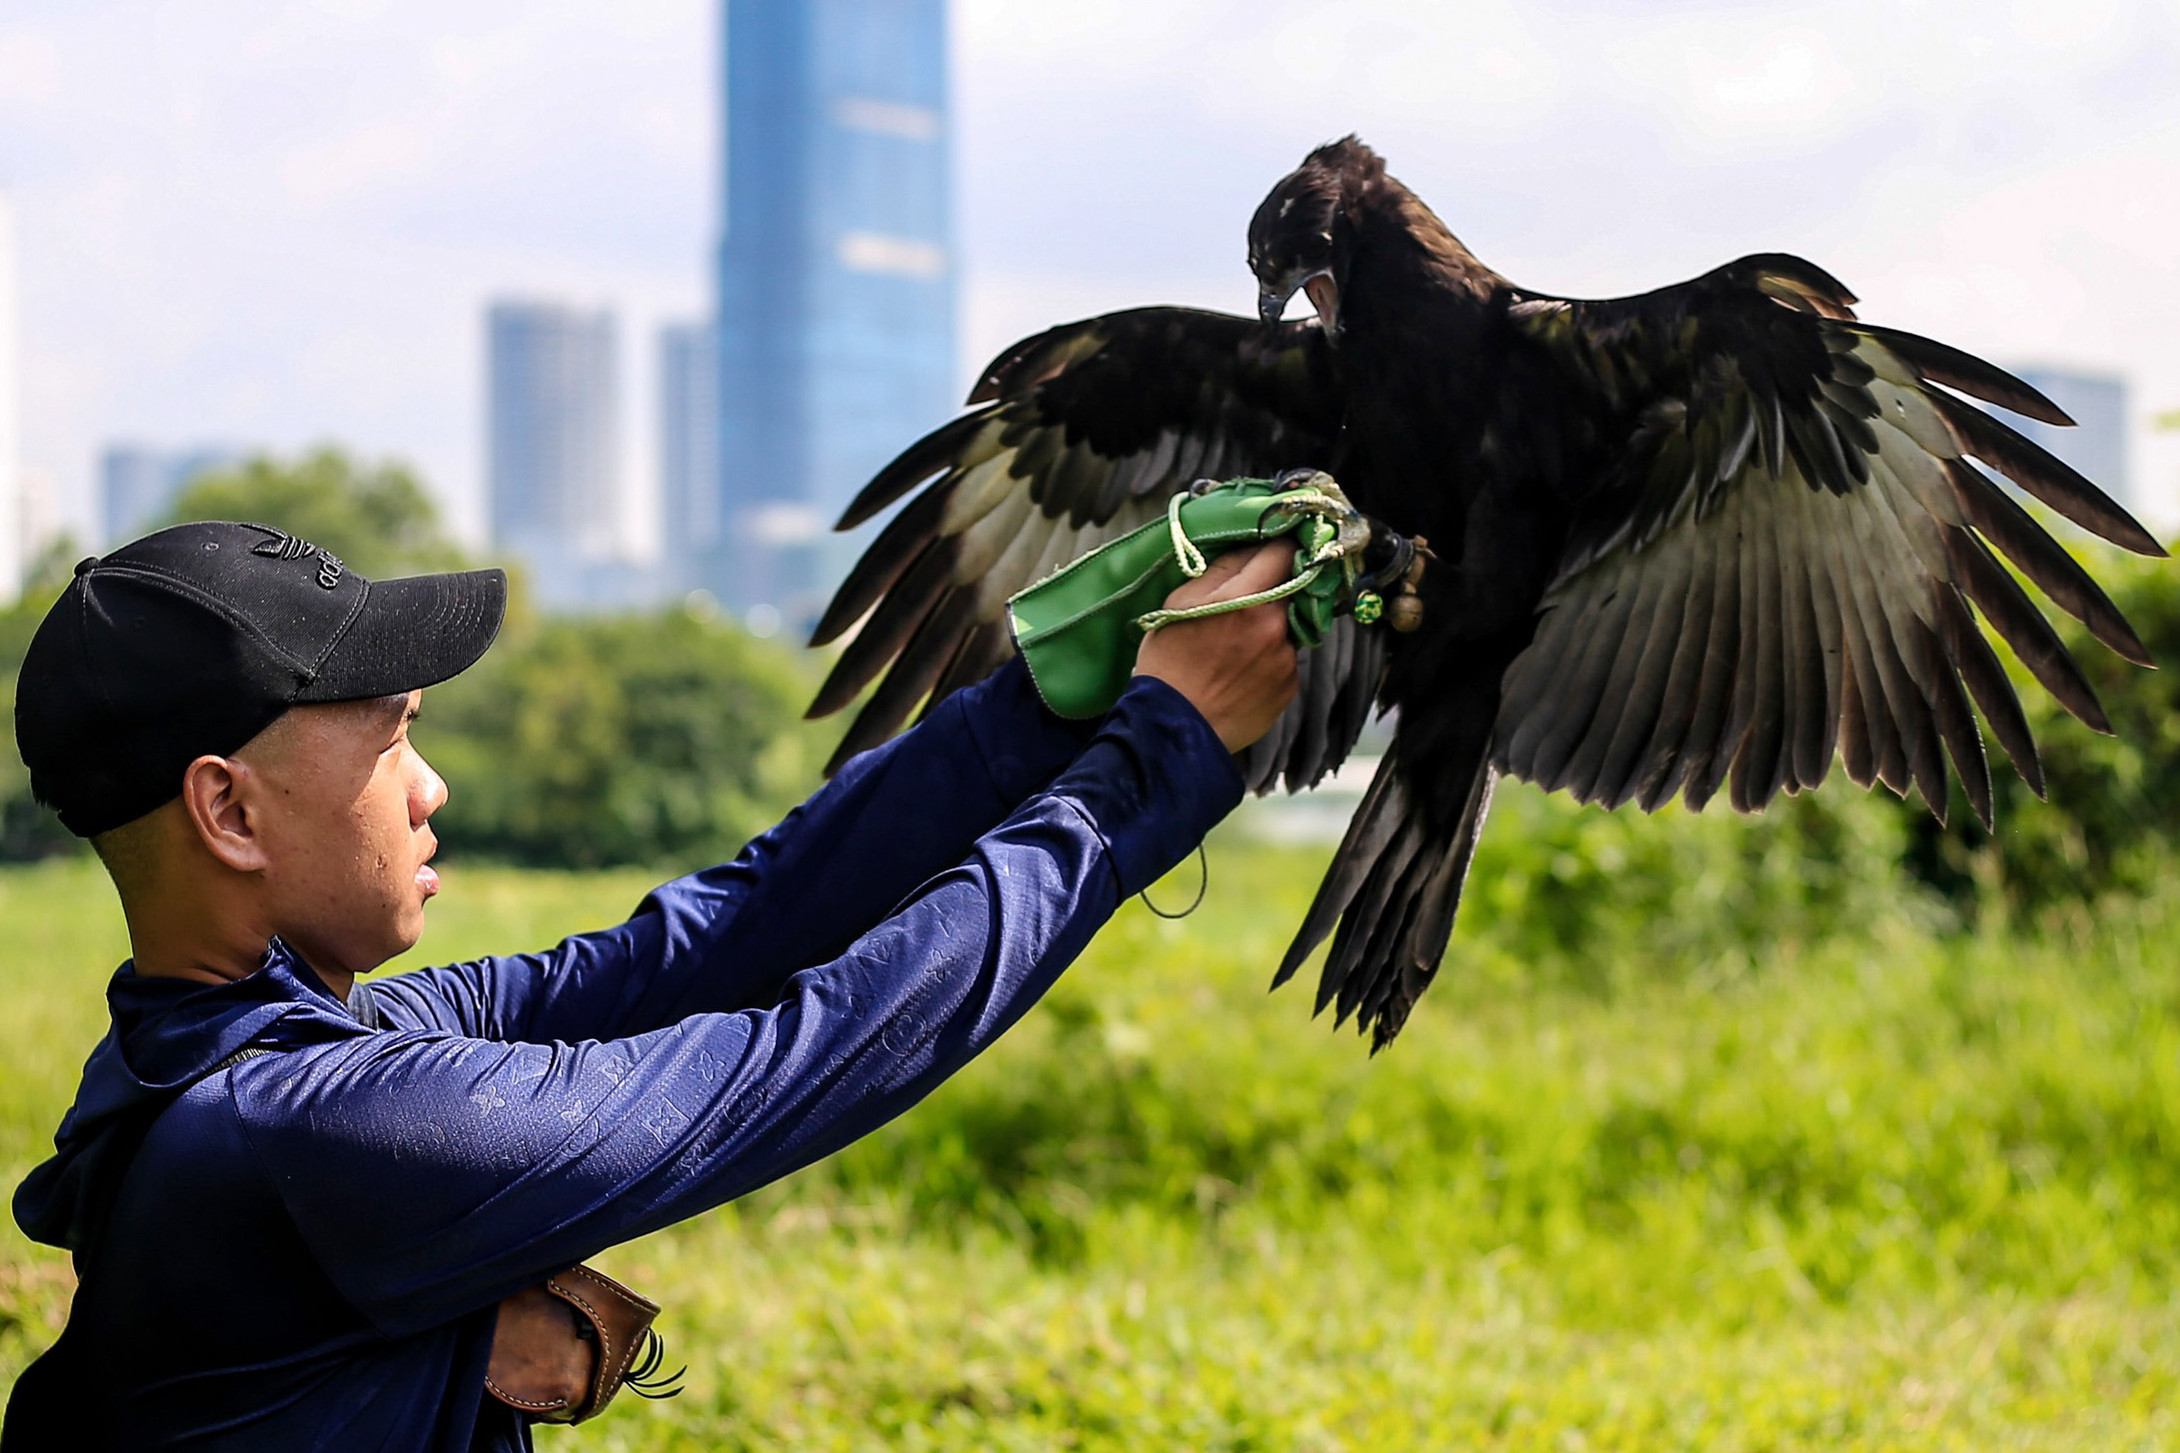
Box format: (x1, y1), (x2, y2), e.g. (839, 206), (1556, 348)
(3, 810), (2177, 1450)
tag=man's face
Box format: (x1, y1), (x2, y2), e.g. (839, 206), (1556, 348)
(237, 690), (447, 982)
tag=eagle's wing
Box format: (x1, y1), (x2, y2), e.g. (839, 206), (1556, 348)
(1494, 253), (2162, 826)
(808, 305), (1368, 787)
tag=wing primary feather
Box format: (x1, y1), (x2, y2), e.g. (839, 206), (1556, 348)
(1848, 495), (1946, 804)
(1591, 545), (1698, 808)
(1627, 532), (1721, 811)
(1520, 580), (1644, 790)
(948, 482), (1039, 587)
(1667, 502), (1746, 810)
(809, 539), (954, 719)
(811, 482), (954, 647)
(1942, 460), (2154, 666)
(1931, 392), (2165, 555)
(1913, 609), (1993, 828)
(1792, 477), (1847, 788)
(1827, 499), (1911, 794)
(1560, 555), (1679, 802)
(836, 413), (997, 531)
(1852, 324), (2076, 425)
(1728, 493), (1789, 812)
(1776, 488), (1828, 792)
(1936, 587), (2044, 797)
(1838, 649), (1875, 787)
(827, 589), (980, 774)
(1944, 529), (2114, 734)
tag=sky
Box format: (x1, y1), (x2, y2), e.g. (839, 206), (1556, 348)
(2, 0), (2177, 555)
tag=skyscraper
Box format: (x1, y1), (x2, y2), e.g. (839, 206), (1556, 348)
(0, 193), (20, 602)
(2006, 366), (2130, 513)
(658, 320), (721, 593)
(705, 0), (956, 621)
(486, 300), (624, 609)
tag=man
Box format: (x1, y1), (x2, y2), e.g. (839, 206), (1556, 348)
(4, 520), (1298, 1450)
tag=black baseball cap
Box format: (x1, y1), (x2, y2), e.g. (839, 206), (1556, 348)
(14, 521), (507, 837)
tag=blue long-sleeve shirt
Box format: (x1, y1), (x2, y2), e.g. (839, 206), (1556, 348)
(5, 661), (1244, 1452)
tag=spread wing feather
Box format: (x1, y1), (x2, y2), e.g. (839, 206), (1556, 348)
(807, 306), (1362, 781)
(1495, 256), (2161, 832)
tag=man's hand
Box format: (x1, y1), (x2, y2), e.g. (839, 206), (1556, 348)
(1133, 542), (1301, 752)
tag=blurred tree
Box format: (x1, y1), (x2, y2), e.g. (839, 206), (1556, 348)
(1461, 778), (1926, 991)
(165, 447), (471, 578)
(420, 606), (832, 870)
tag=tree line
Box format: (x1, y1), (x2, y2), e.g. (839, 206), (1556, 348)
(3, 448), (2177, 939)
(0, 450), (831, 869)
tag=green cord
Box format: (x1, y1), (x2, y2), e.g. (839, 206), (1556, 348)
(1133, 487), (1354, 634)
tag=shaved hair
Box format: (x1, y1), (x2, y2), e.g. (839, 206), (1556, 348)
(90, 810), (167, 903)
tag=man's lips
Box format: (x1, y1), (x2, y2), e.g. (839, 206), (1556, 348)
(417, 863), (440, 898)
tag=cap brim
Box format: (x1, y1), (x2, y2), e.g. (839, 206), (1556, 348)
(296, 567), (508, 703)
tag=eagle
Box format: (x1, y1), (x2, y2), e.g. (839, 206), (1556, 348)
(803, 136), (2161, 1050)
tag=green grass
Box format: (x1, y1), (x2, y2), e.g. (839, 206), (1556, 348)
(3, 825), (2176, 1449)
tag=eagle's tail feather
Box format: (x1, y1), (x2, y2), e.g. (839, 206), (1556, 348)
(1273, 745), (1498, 1051)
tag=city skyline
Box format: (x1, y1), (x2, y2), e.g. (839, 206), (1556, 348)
(3, 2), (2177, 561)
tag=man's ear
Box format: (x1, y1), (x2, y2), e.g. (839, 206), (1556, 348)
(179, 753), (273, 873)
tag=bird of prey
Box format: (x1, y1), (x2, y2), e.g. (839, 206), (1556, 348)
(805, 135), (2161, 1050)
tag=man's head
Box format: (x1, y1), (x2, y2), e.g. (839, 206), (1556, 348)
(15, 521), (504, 985)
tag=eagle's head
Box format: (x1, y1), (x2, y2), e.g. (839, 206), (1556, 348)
(1248, 135), (1381, 333)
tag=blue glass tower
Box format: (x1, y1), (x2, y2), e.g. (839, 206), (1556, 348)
(707, 0), (956, 621)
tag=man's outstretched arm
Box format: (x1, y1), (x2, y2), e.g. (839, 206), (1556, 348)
(368, 654), (1098, 1043)
(370, 543), (1301, 1047)
(231, 546), (1300, 1335)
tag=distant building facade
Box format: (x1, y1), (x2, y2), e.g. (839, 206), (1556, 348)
(100, 444), (247, 546)
(658, 320), (722, 594)
(486, 300), (638, 610)
(699, 0), (957, 623)
(2006, 366), (2130, 513)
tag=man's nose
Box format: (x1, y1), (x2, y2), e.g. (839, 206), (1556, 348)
(413, 756), (449, 824)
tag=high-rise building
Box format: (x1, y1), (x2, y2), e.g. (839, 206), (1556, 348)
(0, 192), (20, 602)
(704, 0), (956, 622)
(99, 444), (248, 546)
(486, 300), (626, 609)
(2005, 366), (2130, 513)
(658, 320), (721, 595)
